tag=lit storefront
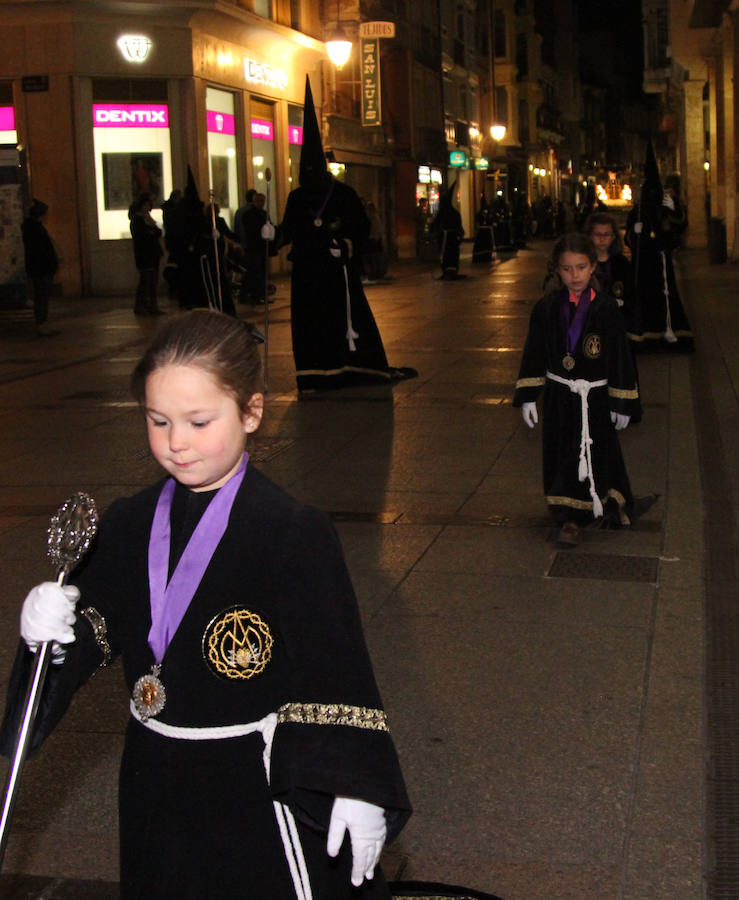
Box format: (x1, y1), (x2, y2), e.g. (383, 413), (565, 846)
(416, 165), (442, 216)
(0, 5), (325, 296)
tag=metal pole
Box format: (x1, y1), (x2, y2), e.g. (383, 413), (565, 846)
(0, 641), (52, 867)
(263, 168), (272, 393)
(209, 191), (223, 312)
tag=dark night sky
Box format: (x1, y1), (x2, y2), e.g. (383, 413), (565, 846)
(576, 0), (641, 32)
(576, 0), (644, 97)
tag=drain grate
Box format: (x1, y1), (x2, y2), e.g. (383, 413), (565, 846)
(548, 552), (658, 583)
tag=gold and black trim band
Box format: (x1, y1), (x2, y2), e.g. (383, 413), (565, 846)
(277, 702), (389, 732)
(515, 376), (546, 389)
(608, 385), (639, 400)
(79, 606), (111, 668)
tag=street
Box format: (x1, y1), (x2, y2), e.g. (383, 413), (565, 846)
(0, 240), (733, 899)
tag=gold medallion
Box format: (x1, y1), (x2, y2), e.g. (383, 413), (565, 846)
(132, 665), (166, 721)
(583, 333), (602, 360)
(202, 606), (273, 681)
(313, 217), (323, 227)
(612, 281), (623, 299)
(562, 354), (575, 371)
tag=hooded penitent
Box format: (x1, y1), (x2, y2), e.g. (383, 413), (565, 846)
(299, 76), (328, 189)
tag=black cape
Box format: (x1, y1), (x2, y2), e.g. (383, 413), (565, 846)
(1, 466), (410, 899)
(277, 176), (392, 390)
(513, 289), (639, 525)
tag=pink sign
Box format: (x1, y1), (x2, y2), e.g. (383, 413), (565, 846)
(207, 110), (235, 135)
(250, 118), (274, 141)
(92, 104), (169, 128)
(288, 125), (303, 145)
(0, 107), (15, 131)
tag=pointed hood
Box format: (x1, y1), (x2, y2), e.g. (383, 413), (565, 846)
(299, 76), (328, 188)
(641, 139), (662, 204)
(184, 165), (203, 211)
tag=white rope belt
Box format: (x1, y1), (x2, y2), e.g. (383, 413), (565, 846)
(344, 264), (358, 351)
(546, 371), (608, 517)
(129, 703), (313, 900)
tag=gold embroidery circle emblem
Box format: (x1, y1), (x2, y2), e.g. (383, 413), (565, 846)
(582, 332), (601, 360)
(612, 280), (624, 299)
(202, 606), (273, 681)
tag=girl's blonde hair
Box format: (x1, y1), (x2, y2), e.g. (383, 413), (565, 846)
(131, 310), (263, 414)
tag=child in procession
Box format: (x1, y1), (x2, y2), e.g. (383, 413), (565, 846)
(1, 309), (410, 899)
(513, 233), (642, 546)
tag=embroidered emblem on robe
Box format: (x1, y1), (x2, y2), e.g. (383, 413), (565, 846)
(582, 332), (602, 360)
(202, 606), (273, 680)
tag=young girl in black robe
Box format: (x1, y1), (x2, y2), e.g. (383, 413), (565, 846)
(1, 309), (410, 898)
(514, 234), (641, 546)
(585, 211), (643, 423)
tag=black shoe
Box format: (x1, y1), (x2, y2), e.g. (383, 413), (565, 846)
(388, 366), (418, 382)
(632, 493), (659, 519)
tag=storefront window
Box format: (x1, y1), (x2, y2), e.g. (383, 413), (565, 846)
(206, 87), (238, 227)
(92, 100), (173, 240)
(0, 83), (16, 144)
(0, 106), (16, 144)
(250, 99), (277, 221)
(287, 104), (303, 190)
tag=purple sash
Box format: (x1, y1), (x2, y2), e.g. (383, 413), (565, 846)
(147, 454), (248, 662)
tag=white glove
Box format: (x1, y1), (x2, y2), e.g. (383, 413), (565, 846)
(633, 222), (643, 234)
(20, 582), (79, 661)
(327, 796), (386, 887)
(522, 402), (538, 428)
(211, 229), (220, 241)
(611, 411), (630, 430)
(662, 194), (675, 211)
(329, 247), (341, 258)
(261, 222), (275, 240)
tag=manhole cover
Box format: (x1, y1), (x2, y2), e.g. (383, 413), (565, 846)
(548, 552), (658, 583)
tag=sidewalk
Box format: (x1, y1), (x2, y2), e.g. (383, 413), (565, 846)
(0, 243), (734, 899)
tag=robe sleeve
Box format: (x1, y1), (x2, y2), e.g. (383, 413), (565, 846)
(269, 505), (411, 842)
(603, 296), (639, 416)
(513, 297), (548, 406)
(0, 500), (128, 758)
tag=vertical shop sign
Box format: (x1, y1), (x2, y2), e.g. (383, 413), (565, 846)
(361, 38), (381, 127)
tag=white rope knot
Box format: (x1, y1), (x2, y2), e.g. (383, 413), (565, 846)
(547, 372), (608, 518)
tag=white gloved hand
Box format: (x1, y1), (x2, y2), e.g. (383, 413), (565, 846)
(521, 402), (538, 428)
(20, 582), (79, 659)
(327, 796), (386, 887)
(211, 229), (220, 241)
(633, 222), (643, 234)
(610, 411), (630, 430)
(662, 194), (675, 211)
(261, 222), (275, 240)
(329, 247), (341, 258)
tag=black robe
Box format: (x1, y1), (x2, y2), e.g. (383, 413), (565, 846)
(594, 253), (643, 423)
(277, 176), (392, 391)
(625, 201), (694, 350)
(513, 289), (639, 525)
(1, 466), (411, 899)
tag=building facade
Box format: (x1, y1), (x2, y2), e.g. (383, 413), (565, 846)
(643, 0), (738, 259)
(0, 0), (326, 296)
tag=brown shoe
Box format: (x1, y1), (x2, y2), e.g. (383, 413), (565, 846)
(557, 521), (579, 547)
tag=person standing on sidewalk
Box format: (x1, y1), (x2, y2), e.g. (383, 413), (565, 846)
(129, 192), (164, 316)
(0, 309), (411, 898)
(21, 198), (60, 337)
(514, 233), (642, 546)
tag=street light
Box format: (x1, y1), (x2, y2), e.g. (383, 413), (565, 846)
(488, 0), (506, 142)
(326, 0), (352, 68)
